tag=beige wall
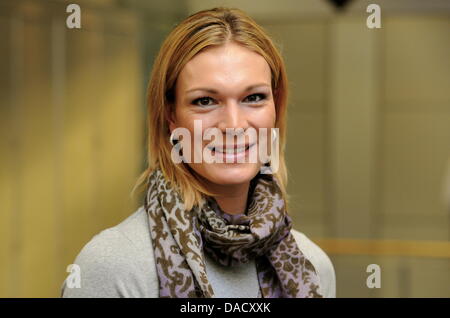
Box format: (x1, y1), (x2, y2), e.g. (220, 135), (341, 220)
(0, 1), (144, 297)
(274, 14), (450, 298)
(0, 0), (449, 297)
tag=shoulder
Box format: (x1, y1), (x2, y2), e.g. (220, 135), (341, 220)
(291, 229), (336, 298)
(61, 206), (158, 298)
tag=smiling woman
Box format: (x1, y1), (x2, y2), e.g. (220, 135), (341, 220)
(61, 6), (336, 298)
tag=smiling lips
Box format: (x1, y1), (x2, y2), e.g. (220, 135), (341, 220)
(206, 143), (257, 163)
(208, 143), (255, 154)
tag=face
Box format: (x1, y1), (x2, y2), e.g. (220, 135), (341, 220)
(169, 41), (276, 189)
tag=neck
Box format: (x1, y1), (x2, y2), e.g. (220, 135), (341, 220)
(204, 181), (250, 215)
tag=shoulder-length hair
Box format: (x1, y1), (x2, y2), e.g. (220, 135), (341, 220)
(132, 7), (289, 211)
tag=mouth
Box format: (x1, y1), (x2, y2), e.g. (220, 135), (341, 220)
(207, 143), (255, 155)
(208, 143), (256, 154)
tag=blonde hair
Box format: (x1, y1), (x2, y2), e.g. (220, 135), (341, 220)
(132, 7), (289, 211)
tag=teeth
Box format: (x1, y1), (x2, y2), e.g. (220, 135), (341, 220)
(214, 146), (246, 154)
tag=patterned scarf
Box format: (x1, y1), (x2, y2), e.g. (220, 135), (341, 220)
(144, 167), (323, 298)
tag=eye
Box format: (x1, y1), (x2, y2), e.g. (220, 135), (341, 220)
(244, 93), (267, 104)
(192, 96), (216, 107)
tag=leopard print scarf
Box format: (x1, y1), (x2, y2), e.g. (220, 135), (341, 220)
(144, 168), (323, 298)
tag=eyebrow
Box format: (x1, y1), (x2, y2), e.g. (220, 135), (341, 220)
(185, 83), (270, 94)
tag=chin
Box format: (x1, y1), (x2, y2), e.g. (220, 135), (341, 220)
(190, 163), (261, 186)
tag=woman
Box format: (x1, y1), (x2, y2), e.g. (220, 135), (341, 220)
(62, 7), (336, 298)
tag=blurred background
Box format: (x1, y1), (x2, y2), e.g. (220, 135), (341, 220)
(0, 0), (449, 297)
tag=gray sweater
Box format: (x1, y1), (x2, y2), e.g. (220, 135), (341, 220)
(61, 206), (336, 298)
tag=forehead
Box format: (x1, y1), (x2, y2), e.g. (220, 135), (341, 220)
(176, 42), (271, 91)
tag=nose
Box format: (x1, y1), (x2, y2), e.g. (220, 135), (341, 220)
(217, 100), (249, 133)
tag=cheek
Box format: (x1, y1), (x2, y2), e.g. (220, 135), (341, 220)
(174, 107), (196, 132)
(253, 103), (276, 128)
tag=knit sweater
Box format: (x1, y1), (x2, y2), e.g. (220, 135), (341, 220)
(61, 206), (336, 298)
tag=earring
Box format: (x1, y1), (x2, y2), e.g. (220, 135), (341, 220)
(262, 129), (277, 166)
(272, 128), (277, 141)
(169, 131), (179, 146)
(260, 128), (278, 174)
